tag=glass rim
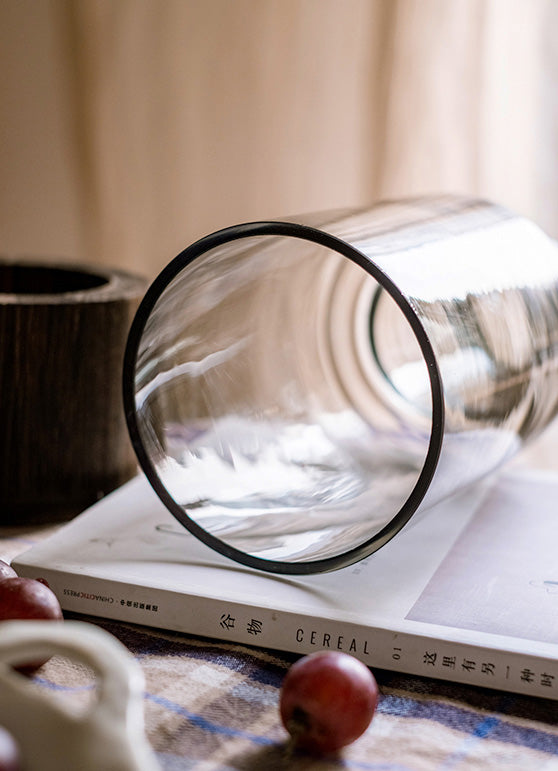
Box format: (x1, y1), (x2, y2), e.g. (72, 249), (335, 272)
(122, 220), (445, 574)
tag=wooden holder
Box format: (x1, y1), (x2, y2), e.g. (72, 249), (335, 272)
(0, 260), (147, 524)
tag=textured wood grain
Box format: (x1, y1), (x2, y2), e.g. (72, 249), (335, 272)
(0, 261), (146, 524)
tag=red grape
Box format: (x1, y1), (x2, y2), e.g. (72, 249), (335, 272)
(0, 577), (62, 622)
(0, 726), (20, 771)
(0, 577), (63, 672)
(0, 561), (17, 581)
(279, 651), (379, 755)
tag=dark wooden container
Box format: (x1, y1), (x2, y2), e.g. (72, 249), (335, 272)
(0, 260), (146, 524)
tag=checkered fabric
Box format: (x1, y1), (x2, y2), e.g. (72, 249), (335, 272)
(3, 527), (558, 770)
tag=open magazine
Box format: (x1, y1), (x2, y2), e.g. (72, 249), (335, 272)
(13, 466), (558, 700)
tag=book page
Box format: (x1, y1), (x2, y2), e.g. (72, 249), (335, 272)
(407, 471), (558, 644)
(13, 471), (489, 625)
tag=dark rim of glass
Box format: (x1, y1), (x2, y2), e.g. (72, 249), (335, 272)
(122, 221), (445, 575)
(368, 285), (430, 409)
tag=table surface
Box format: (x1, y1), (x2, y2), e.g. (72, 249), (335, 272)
(4, 426), (558, 770)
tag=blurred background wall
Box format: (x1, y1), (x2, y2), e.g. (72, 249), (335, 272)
(1, 0), (557, 278)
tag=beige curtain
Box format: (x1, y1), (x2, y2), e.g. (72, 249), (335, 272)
(1, 0), (557, 278)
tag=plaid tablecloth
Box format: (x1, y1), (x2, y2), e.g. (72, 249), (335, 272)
(4, 424), (558, 771)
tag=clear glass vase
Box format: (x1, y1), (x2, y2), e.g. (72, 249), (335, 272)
(123, 195), (558, 573)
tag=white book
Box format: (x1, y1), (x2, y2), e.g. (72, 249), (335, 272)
(13, 467), (558, 700)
